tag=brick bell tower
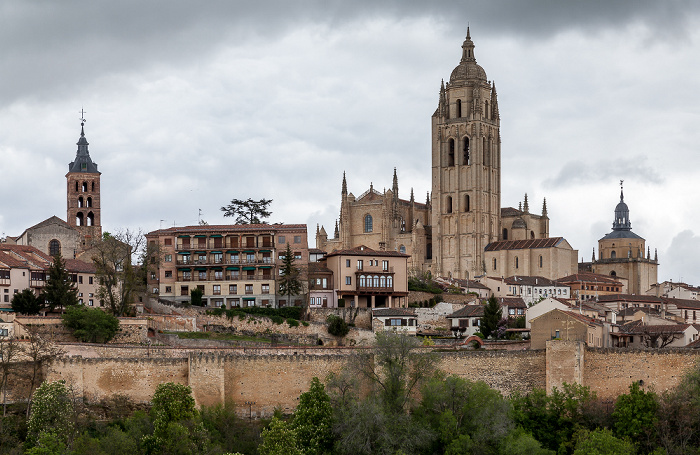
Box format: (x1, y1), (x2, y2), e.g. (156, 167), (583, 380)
(431, 28), (501, 279)
(66, 116), (102, 248)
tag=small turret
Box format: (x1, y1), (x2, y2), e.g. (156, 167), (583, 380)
(334, 220), (339, 239)
(342, 171), (347, 196)
(523, 193), (529, 213)
(592, 248), (596, 262)
(542, 198), (548, 217)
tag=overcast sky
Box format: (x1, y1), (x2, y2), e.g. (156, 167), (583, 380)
(1, 1), (699, 284)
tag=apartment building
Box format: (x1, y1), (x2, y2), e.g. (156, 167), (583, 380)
(145, 224), (308, 308)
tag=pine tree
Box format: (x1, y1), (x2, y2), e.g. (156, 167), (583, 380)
(41, 255), (79, 312)
(278, 243), (302, 307)
(480, 295), (502, 339)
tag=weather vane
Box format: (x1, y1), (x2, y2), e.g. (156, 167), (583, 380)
(620, 179), (624, 190)
(79, 108), (86, 124)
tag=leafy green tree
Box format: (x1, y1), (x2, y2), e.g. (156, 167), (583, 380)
(480, 295), (502, 339)
(259, 416), (301, 455)
(27, 380), (75, 446)
(0, 337), (22, 416)
(220, 198), (273, 224)
(613, 382), (658, 451)
(573, 428), (636, 455)
(190, 287), (204, 306)
(62, 305), (120, 343)
(292, 377), (334, 455)
(279, 243), (303, 306)
(41, 254), (78, 312)
(150, 382), (196, 425)
(10, 288), (43, 315)
(25, 431), (67, 455)
(326, 315), (349, 337)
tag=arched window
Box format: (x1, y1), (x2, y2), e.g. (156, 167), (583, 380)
(515, 257), (519, 269)
(464, 195), (470, 212)
(87, 197), (92, 208)
(49, 239), (61, 257)
(462, 137), (470, 165)
(373, 276), (379, 287)
(359, 275), (366, 287)
(493, 258), (497, 270)
(483, 138), (489, 166)
(531, 231), (535, 239)
(456, 99), (462, 118)
(76, 212), (84, 226)
(399, 245), (406, 254)
(75, 182), (79, 192)
(610, 271), (617, 277)
(364, 214), (373, 233)
(485, 100), (489, 119)
(502, 228), (508, 240)
(387, 276), (393, 287)
(400, 218), (406, 232)
(448, 138), (455, 166)
(611, 251), (617, 259)
(380, 276), (386, 287)
(91, 181), (95, 191)
(87, 212), (94, 226)
(539, 255), (543, 268)
(446, 196), (453, 214)
(426, 243), (432, 260)
(82, 182), (87, 192)
(78, 196), (84, 208)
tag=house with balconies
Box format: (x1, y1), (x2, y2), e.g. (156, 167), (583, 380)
(321, 245), (409, 308)
(145, 224), (308, 308)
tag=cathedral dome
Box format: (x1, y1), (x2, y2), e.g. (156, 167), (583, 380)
(512, 217), (527, 229)
(449, 28), (487, 83)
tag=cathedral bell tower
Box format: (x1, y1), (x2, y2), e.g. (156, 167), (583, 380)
(431, 28), (501, 279)
(66, 117), (102, 247)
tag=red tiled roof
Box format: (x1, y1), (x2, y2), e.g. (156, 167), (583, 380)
(372, 308), (416, 317)
(64, 259), (96, 274)
(557, 273), (622, 285)
(485, 237), (565, 251)
(147, 223), (307, 236)
(597, 294), (663, 304)
(447, 305), (484, 318)
(661, 297), (700, 310)
(504, 275), (567, 287)
(324, 245), (409, 258)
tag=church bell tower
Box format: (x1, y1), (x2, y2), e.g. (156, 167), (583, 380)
(66, 117), (102, 247)
(431, 28), (501, 279)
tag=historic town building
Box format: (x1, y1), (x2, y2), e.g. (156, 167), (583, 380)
(317, 30), (551, 280)
(592, 185), (659, 295)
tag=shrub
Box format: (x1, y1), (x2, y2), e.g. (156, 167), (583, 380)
(62, 305), (119, 343)
(287, 318), (299, 328)
(190, 287), (204, 306)
(326, 315), (350, 337)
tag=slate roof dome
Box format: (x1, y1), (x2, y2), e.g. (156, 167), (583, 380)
(449, 28), (487, 84)
(600, 186), (643, 241)
(512, 217), (527, 229)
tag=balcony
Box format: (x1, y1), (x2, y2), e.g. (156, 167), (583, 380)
(356, 285), (395, 293)
(225, 275), (273, 281)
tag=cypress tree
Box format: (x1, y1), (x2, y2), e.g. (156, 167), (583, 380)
(42, 255), (79, 312)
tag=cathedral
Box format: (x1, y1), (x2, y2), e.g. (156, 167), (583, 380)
(316, 30), (550, 279)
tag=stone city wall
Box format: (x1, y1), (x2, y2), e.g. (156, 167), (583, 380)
(14, 316), (148, 344)
(308, 307), (372, 330)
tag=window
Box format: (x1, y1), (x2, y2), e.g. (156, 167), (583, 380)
(364, 214), (373, 233)
(49, 239), (61, 257)
(214, 270), (223, 280)
(346, 259), (351, 267)
(198, 270), (206, 280)
(262, 284), (270, 294)
(278, 236), (285, 244)
(515, 257), (519, 269)
(181, 286), (189, 296)
(539, 255), (543, 268)
(464, 195), (470, 212)
(165, 270), (172, 278)
(213, 285), (221, 295)
(373, 276), (379, 287)
(387, 276), (393, 287)
(245, 284), (253, 294)
(446, 196), (453, 213)
(322, 278), (327, 288)
(213, 253), (223, 264)
(493, 258), (497, 270)
(152, 287), (158, 294)
(294, 252), (302, 260)
(231, 254), (239, 263)
(345, 276), (352, 286)
(246, 253), (255, 263)
(165, 286), (172, 293)
(357, 260), (363, 270)
(380, 276), (386, 287)
(78, 275), (83, 284)
(149, 273), (155, 280)
(611, 251), (617, 259)
(294, 236), (301, 243)
(399, 245), (406, 254)
(164, 238), (172, 246)
(230, 284), (237, 294)
(382, 260), (388, 271)
(448, 138), (455, 166)
(0, 329), (8, 337)
(359, 275), (366, 287)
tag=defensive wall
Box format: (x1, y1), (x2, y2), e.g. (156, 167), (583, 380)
(40, 341), (700, 417)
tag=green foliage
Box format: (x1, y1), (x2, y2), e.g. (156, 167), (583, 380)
(199, 403), (261, 455)
(27, 380), (75, 446)
(25, 431), (67, 455)
(613, 382), (658, 448)
(208, 305), (303, 321)
(220, 197), (273, 224)
(259, 416), (301, 455)
(10, 288), (43, 315)
(62, 305), (120, 343)
(279, 243), (303, 303)
(150, 382), (196, 425)
(326, 315), (349, 337)
(573, 428), (636, 455)
(41, 254), (79, 312)
(286, 318), (299, 327)
(190, 287), (204, 306)
(292, 377), (334, 455)
(481, 295), (502, 339)
(408, 271), (443, 294)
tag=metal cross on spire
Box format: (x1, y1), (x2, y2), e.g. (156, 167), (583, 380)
(79, 108), (87, 124)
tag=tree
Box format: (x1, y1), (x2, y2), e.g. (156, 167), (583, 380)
(0, 337), (22, 416)
(61, 305), (120, 343)
(92, 230), (154, 316)
(41, 254), (78, 312)
(573, 428), (636, 455)
(10, 288), (43, 315)
(22, 326), (65, 418)
(27, 380), (75, 446)
(190, 287), (204, 306)
(481, 295), (502, 339)
(640, 324), (682, 348)
(279, 243), (303, 307)
(613, 382), (658, 451)
(259, 416), (301, 455)
(292, 377), (334, 455)
(220, 198), (272, 224)
(327, 315), (350, 337)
